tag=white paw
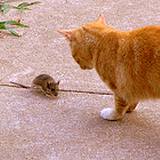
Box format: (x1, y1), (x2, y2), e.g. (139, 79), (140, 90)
(100, 108), (123, 121)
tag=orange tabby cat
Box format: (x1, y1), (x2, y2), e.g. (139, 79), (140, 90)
(58, 15), (160, 121)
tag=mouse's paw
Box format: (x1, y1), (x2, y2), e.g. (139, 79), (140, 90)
(100, 108), (123, 121)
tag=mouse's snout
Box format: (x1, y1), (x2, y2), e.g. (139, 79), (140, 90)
(54, 92), (58, 96)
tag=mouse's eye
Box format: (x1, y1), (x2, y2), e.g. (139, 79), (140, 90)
(47, 83), (51, 89)
(51, 88), (55, 92)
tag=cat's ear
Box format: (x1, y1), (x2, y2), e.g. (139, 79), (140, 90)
(97, 14), (106, 25)
(57, 29), (73, 41)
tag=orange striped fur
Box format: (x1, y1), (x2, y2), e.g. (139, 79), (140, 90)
(58, 15), (160, 120)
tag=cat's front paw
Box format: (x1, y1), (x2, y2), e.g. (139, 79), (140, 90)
(100, 108), (123, 121)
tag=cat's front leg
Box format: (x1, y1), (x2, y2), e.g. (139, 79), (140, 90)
(100, 95), (129, 120)
(127, 102), (138, 113)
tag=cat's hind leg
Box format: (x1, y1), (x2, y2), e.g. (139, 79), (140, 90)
(100, 95), (129, 120)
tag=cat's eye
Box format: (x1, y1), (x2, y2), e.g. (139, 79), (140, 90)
(75, 57), (80, 63)
(76, 59), (80, 63)
(73, 56), (79, 63)
(72, 53), (76, 58)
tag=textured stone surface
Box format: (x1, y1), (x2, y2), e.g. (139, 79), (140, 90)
(0, 0), (160, 160)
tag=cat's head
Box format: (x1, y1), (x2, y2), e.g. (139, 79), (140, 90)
(58, 15), (106, 70)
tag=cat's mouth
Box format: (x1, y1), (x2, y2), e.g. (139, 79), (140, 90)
(80, 65), (92, 70)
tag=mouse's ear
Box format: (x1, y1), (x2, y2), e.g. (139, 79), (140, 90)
(57, 80), (60, 85)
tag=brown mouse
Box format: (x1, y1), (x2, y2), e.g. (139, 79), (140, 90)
(10, 74), (60, 97)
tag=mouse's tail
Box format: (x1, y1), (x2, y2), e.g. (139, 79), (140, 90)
(10, 81), (30, 89)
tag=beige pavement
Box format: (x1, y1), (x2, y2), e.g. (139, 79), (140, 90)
(0, 0), (160, 160)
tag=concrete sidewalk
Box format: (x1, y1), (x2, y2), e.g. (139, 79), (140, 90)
(0, 0), (160, 159)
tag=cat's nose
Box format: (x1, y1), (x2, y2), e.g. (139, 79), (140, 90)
(54, 93), (58, 96)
